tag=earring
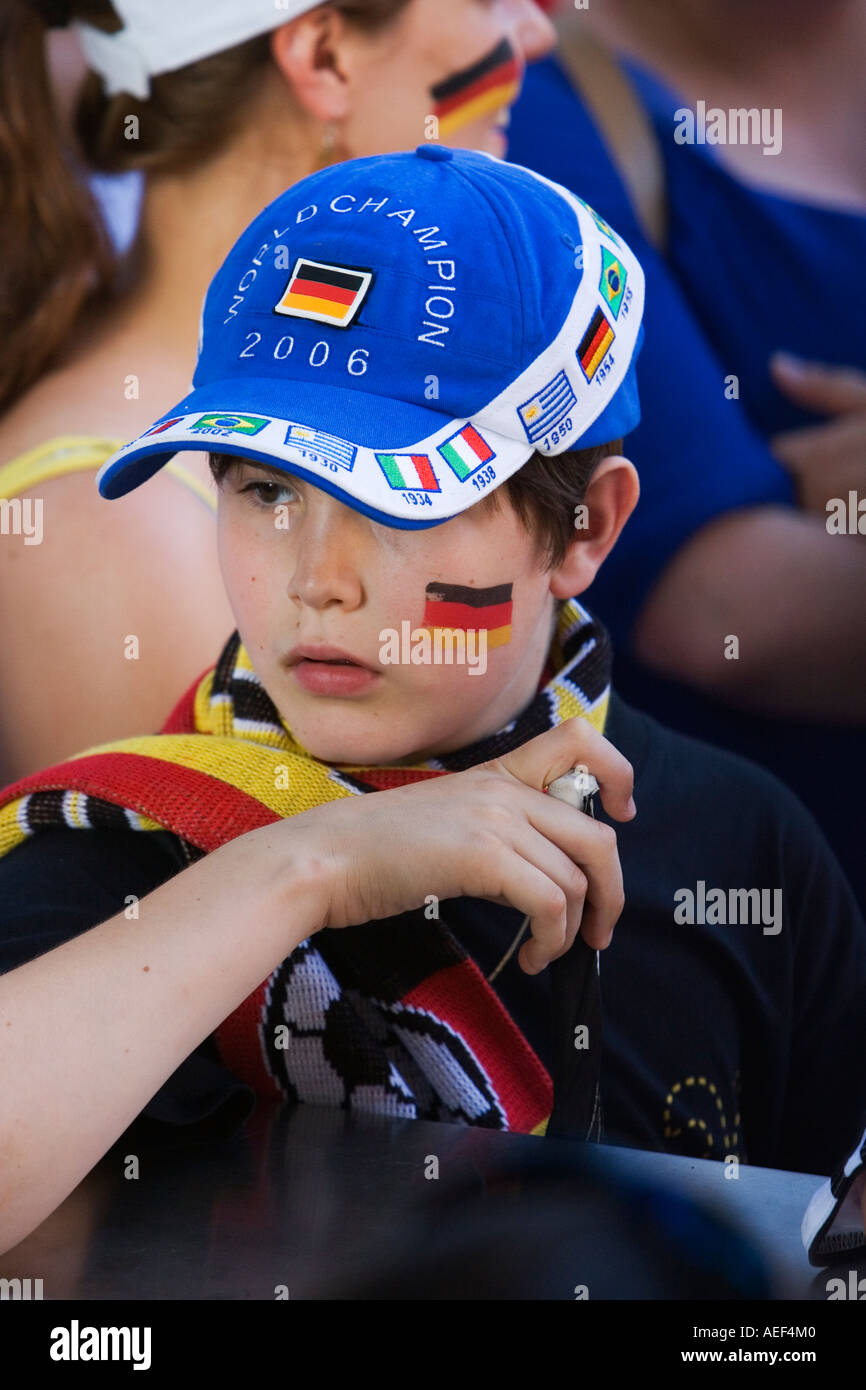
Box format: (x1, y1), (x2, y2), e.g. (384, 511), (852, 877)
(314, 121), (338, 171)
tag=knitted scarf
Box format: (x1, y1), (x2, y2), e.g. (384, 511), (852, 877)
(0, 597), (611, 1140)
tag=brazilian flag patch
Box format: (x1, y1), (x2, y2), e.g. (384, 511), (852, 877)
(599, 247), (627, 318)
(190, 413), (269, 437)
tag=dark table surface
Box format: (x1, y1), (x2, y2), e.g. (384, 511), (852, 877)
(3, 1104), (861, 1300)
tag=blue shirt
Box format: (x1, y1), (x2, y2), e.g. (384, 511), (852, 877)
(507, 57), (866, 909)
(624, 60), (866, 438)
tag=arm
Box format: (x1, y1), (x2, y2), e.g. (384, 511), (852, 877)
(631, 506), (866, 721)
(0, 831), (328, 1256)
(0, 715), (634, 1255)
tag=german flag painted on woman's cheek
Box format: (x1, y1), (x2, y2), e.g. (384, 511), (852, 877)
(431, 38), (522, 139)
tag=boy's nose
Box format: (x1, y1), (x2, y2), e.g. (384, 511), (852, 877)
(285, 509), (366, 612)
(288, 558), (363, 612)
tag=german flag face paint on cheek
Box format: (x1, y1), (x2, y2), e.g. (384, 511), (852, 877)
(430, 38), (522, 140)
(424, 581), (513, 649)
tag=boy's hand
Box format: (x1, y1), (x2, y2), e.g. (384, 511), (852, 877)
(280, 717), (635, 974)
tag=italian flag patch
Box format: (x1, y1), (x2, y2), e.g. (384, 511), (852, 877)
(438, 425), (495, 481)
(376, 453), (441, 492)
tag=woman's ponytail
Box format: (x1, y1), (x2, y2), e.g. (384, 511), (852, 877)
(0, 0), (116, 413)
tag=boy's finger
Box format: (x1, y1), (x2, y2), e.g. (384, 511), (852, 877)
(487, 849), (572, 973)
(488, 716), (636, 821)
(537, 814), (623, 950)
(512, 814), (623, 952)
(507, 824), (589, 960)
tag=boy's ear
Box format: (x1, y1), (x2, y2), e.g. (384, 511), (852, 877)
(549, 455), (640, 600)
(269, 7), (352, 123)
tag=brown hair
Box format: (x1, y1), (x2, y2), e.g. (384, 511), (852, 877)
(483, 441), (621, 569)
(208, 441), (621, 570)
(0, 0), (413, 413)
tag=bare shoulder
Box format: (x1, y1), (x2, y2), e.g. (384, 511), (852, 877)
(0, 337), (194, 466)
(0, 335), (220, 560)
(0, 451), (233, 783)
(1, 367), (116, 467)
(0, 455), (221, 577)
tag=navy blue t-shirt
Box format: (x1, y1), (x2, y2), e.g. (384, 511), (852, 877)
(2, 694), (864, 1177)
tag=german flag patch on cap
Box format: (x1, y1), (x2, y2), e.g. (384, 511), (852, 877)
(274, 258), (373, 328)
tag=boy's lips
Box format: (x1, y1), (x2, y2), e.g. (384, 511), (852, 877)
(285, 642), (376, 670)
(284, 643), (381, 697)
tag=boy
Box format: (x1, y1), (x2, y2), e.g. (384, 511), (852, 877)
(0, 147), (863, 1261)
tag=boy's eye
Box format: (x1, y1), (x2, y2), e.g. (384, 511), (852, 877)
(239, 477), (297, 507)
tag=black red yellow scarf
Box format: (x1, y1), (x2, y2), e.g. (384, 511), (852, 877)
(0, 598), (611, 1139)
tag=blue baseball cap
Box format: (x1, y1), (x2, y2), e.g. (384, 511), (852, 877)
(96, 145), (645, 528)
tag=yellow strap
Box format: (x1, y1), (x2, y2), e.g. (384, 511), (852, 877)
(0, 436), (217, 512)
(0, 437), (124, 498)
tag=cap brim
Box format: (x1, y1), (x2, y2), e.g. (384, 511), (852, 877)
(96, 376), (535, 529)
